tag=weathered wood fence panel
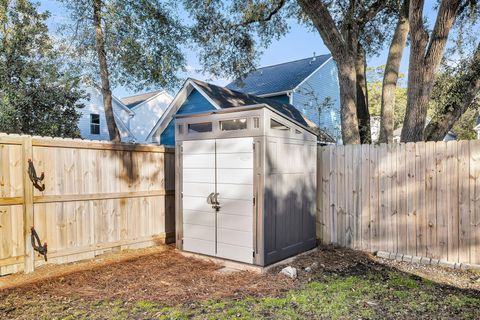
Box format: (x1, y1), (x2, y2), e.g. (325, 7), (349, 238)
(0, 134), (175, 275)
(318, 140), (480, 266)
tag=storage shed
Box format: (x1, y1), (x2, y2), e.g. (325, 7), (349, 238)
(175, 104), (317, 266)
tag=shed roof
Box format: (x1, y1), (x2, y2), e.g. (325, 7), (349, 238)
(121, 90), (163, 109)
(226, 54), (332, 96)
(191, 79), (311, 127)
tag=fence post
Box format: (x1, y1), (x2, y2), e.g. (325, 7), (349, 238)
(22, 136), (34, 273)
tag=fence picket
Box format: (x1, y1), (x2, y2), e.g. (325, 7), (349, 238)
(361, 145), (370, 251)
(458, 141), (470, 263)
(415, 142), (427, 257)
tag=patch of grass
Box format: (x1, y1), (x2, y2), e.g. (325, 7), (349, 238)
(134, 300), (158, 311)
(445, 294), (480, 309)
(387, 273), (419, 289)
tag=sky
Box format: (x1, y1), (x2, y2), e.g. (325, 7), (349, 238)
(38, 0), (441, 98)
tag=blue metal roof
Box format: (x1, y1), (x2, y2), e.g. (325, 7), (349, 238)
(226, 54), (332, 96)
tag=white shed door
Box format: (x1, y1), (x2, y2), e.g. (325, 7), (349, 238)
(216, 138), (254, 264)
(182, 139), (216, 257)
(182, 137), (254, 264)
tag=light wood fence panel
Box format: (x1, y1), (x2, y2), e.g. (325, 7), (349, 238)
(0, 134), (175, 275)
(318, 141), (480, 266)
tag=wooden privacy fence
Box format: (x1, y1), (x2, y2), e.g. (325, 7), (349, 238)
(0, 134), (175, 275)
(317, 140), (480, 266)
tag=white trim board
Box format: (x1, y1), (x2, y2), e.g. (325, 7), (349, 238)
(146, 79), (221, 142)
(129, 91), (173, 112)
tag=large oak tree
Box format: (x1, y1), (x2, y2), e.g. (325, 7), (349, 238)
(184, 0), (395, 144)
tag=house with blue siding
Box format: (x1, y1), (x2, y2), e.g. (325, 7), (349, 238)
(146, 78), (333, 145)
(226, 54), (342, 142)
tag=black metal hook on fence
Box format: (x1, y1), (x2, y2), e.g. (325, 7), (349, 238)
(28, 159), (45, 191)
(31, 227), (48, 262)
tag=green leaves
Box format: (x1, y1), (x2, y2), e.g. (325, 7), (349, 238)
(61, 0), (187, 92)
(0, 0), (85, 138)
(184, 0), (291, 80)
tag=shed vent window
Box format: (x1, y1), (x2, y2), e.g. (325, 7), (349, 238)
(270, 119), (289, 131)
(253, 117), (260, 129)
(188, 122), (212, 133)
(90, 114), (100, 135)
(220, 118), (247, 131)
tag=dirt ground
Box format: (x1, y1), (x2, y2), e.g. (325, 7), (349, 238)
(1, 245), (479, 319)
(0, 245), (293, 305)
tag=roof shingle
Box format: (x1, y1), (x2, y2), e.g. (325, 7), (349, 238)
(192, 79), (307, 124)
(226, 54), (332, 96)
(121, 90), (163, 109)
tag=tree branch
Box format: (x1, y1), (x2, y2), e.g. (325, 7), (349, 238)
(236, 0), (286, 26)
(297, 0), (347, 58)
(424, 43), (480, 141)
(357, 0), (387, 28)
(424, 0), (462, 66)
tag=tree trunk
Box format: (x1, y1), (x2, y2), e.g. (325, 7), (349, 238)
(336, 59), (361, 144)
(378, 0), (409, 143)
(297, 0), (360, 144)
(424, 44), (480, 141)
(401, 0), (461, 142)
(355, 44), (371, 143)
(93, 0), (121, 142)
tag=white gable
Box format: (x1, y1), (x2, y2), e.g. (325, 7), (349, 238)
(77, 86), (134, 142)
(129, 91), (173, 142)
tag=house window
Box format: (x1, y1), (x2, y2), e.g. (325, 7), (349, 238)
(270, 119), (289, 131)
(188, 122), (212, 133)
(220, 118), (247, 131)
(90, 114), (100, 135)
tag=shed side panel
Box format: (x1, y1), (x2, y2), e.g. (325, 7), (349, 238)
(263, 137), (317, 265)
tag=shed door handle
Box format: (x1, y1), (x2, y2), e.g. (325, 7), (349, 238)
(207, 192), (215, 205)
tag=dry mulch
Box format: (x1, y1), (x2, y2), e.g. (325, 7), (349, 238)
(0, 246), (294, 305)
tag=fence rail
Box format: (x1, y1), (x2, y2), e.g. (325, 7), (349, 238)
(0, 134), (175, 275)
(317, 141), (480, 266)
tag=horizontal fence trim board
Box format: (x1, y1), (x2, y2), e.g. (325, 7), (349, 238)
(33, 190), (175, 204)
(0, 255), (24, 267)
(0, 197), (24, 205)
(0, 135), (26, 145)
(1, 232), (175, 267)
(34, 233), (174, 261)
(32, 138), (175, 153)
